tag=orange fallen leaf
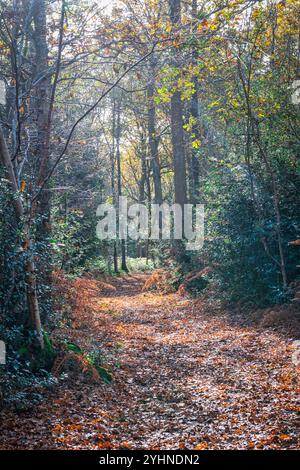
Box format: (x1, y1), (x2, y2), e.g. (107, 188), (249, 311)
(195, 442), (209, 450)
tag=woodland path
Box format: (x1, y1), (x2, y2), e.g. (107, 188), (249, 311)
(0, 274), (299, 450)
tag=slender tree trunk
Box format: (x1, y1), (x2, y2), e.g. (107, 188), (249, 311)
(188, 0), (200, 203)
(138, 130), (147, 257)
(111, 97), (118, 273)
(0, 126), (23, 218)
(115, 96), (128, 272)
(33, 0), (52, 321)
(33, 0), (51, 236)
(169, 0), (187, 260)
(169, 0), (187, 209)
(139, 131), (147, 206)
(147, 58), (163, 205)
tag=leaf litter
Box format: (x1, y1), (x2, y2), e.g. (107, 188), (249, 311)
(0, 273), (299, 450)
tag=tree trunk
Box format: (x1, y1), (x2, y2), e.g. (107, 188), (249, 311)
(188, 0), (200, 203)
(111, 96), (119, 273)
(169, 0), (187, 209)
(169, 0), (187, 260)
(0, 125), (44, 349)
(33, 0), (51, 236)
(33, 0), (52, 321)
(147, 58), (163, 205)
(115, 95), (128, 272)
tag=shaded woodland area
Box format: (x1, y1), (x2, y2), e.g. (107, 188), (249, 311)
(0, 0), (299, 451)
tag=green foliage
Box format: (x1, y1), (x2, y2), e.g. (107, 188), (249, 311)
(0, 326), (58, 410)
(202, 164), (299, 307)
(185, 276), (209, 297)
(63, 340), (83, 354)
(126, 257), (154, 272)
(86, 354), (112, 384)
(63, 341), (112, 384)
(12, 331), (57, 373)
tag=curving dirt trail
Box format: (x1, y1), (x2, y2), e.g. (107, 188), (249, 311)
(0, 274), (299, 449)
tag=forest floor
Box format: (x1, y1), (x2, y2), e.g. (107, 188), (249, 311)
(0, 273), (299, 450)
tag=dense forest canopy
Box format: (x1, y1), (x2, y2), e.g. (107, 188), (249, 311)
(0, 0), (299, 450)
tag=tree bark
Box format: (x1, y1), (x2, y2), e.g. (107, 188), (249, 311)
(147, 57), (163, 205)
(169, 0), (187, 260)
(188, 0), (200, 203)
(33, 0), (52, 321)
(33, 0), (51, 236)
(169, 0), (187, 209)
(115, 94), (128, 272)
(0, 126), (24, 219)
(111, 96), (119, 273)
(0, 124), (44, 349)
